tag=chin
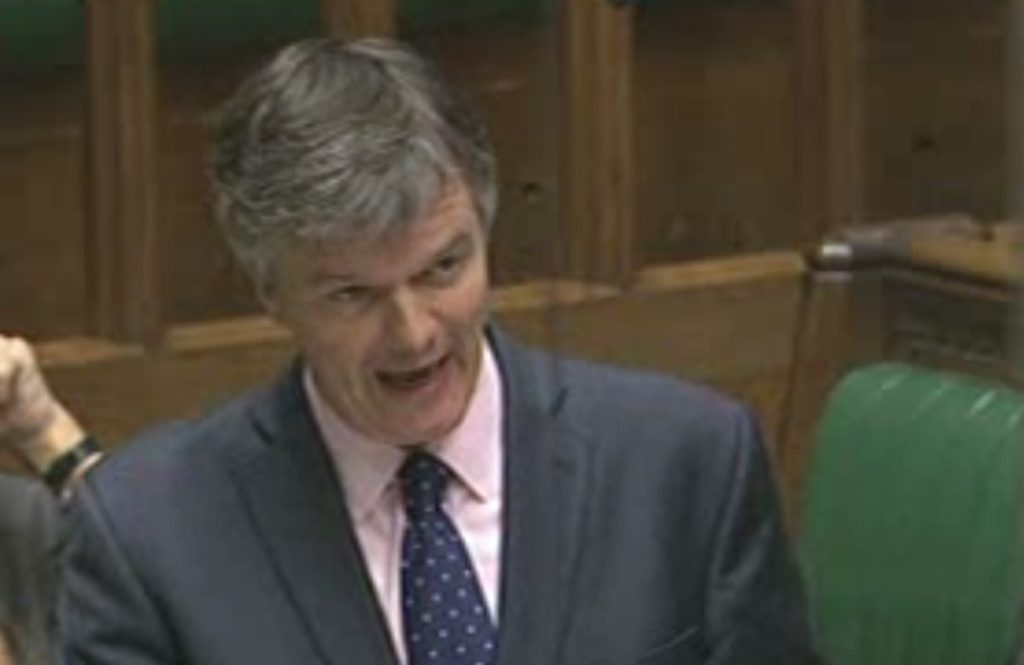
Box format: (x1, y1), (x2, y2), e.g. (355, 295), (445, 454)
(400, 410), (464, 445)
(379, 367), (476, 445)
(414, 417), (461, 443)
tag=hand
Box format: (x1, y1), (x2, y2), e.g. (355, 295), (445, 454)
(0, 335), (85, 474)
(0, 627), (14, 665)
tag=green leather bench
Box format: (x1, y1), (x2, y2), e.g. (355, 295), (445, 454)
(799, 363), (1024, 664)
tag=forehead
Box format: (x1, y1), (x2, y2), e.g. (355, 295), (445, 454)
(281, 184), (481, 282)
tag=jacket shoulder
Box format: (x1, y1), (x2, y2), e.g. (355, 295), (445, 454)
(560, 355), (749, 427)
(84, 381), (272, 503)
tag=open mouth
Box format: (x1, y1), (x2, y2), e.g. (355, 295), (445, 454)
(377, 355), (451, 391)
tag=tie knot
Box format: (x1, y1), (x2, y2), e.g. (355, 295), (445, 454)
(399, 451), (451, 515)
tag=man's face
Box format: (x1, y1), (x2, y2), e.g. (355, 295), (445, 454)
(266, 184), (490, 446)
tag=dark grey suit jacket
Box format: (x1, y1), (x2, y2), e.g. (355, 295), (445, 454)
(60, 329), (818, 664)
(0, 474), (59, 665)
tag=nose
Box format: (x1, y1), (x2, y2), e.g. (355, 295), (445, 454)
(384, 288), (438, 358)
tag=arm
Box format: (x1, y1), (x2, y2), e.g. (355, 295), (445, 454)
(0, 335), (96, 494)
(703, 409), (822, 664)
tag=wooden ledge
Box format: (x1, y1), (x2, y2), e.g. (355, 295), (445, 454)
(904, 234), (1021, 286)
(36, 337), (143, 369)
(166, 316), (290, 354)
(490, 280), (618, 312)
(635, 251), (806, 292)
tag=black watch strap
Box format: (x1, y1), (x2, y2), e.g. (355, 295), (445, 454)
(42, 436), (101, 494)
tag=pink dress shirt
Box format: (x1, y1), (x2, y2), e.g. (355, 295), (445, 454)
(303, 344), (504, 664)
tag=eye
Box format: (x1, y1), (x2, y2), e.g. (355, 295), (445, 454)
(421, 251), (467, 285)
(435, 254), (462, 274)
(324, 284), (373, 305)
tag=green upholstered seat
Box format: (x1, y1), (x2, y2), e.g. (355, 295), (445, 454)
(799, 363), (1024, 665)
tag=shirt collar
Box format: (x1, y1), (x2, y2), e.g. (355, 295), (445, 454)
(304, 341), (504, 522)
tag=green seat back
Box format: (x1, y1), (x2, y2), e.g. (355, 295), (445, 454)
(799, 363), (1024, 665)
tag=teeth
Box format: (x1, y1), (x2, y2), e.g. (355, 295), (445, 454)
(381, 357), (444, 387)
(399, 367), (431, 382)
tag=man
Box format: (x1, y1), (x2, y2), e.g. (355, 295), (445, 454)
(0, 335), (87, 665)
(59, 38), (818, 664)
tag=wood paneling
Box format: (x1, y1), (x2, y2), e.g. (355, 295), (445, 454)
(794, 0), (864, 236)
(626, 252), (805, 444)
(636, 2), (800, 262)
(863, 0), (1007, 221)
(158, 61), (264, 324)
(84, 0), (162, 344)
(560, 0), (634, 284)
(0, 141), (88, 337)
(0, 73), (88, 339)
(1008, 0), (1024, 215)
(322, 0), (396, 39)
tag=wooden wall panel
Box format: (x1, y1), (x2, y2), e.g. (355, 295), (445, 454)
(560, 0), (634, 283)
(863, 0), (1007, 222)
(0, 74), (88, 340)
(1008, 0), (1024, 216)
(322, 0), (396, 38)
(794, 0), (863, 237)
(624, 253), (805, 444)
(159, 113), (260, 322)
(636, 2), (800, 264)
(84, 0), (162, 344)
(158, 61), (263, 325)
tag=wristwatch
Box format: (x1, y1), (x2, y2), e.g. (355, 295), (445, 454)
(42, 436), (101, 494)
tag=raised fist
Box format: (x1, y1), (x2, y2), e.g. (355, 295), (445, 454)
(0, 335), (83, 473)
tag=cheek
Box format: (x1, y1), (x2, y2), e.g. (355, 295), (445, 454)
(297, 318), (377, 376)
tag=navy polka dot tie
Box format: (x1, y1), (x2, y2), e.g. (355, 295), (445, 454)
(399, 452), (498, 665)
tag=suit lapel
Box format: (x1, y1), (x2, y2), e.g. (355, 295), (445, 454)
(226, 364), (398, 665)
(490, 328), (591, 665)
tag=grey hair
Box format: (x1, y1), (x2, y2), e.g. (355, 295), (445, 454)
(211, 38), (498, 284)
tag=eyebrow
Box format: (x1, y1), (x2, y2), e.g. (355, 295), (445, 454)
(307, 229), (475, 287)
(433, 231), (472, 260)
(309, 269), (357, 286)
